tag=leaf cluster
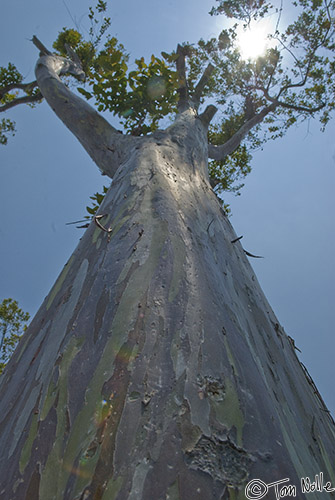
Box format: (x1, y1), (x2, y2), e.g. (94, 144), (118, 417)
(210, 0), (272, 23)
(0, 62), (42, 143)
(2, 0), (335, 202)
(46, 0), (335, 203)
(177, 0), (335, 197)
(52, 3), (179, 136)
(0, 63), (22, 144)
(85, 185), (109, 218)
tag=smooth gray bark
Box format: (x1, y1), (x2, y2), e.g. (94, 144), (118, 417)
(0, 53), (334, 500)
(34, 54), (136, 177)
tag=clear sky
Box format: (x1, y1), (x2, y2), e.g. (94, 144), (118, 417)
(0, 0), (334, 415)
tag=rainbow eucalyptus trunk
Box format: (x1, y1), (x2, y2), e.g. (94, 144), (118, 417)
(0, 48), (334, 500)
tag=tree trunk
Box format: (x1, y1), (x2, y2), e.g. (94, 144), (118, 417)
(0, 110), (334, 500)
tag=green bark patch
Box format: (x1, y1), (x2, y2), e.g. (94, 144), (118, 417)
(40, 373), (58, 421)
(44, 293), (147, 498)
(210, 377), (244, 447)
(166, 480), (180, 500)
(277, 405), (331, 500)
(19, 412), (39, 474)
(38, 335), (84, 498)
(73, 309), (147, 497)
(318, 437), (335, 487)
(25, 465), (41, 500)
(101, 476), (123, 500)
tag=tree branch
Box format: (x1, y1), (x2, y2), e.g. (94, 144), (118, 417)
(257, 82), (325, 115)
(208, 89), (325, 163)
(208, 103), (277, 161)
(274, 17), (333, 101)
(33, 36), (136, 178)
(0, 80), (39, 98)
(276, 58), (314, 99)
(0, 92), (43, 112)
(276, 100), (325, 113)
(176, 44), (189, 112)
(31, 35), (52, 56)
(193, 63), (215, 108)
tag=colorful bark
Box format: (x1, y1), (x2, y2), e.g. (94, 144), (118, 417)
(0, 111), (334, 499)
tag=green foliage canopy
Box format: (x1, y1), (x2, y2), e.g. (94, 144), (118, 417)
(1, 0), (335, 202)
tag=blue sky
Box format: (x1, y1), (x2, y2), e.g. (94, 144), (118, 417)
(0, 0), (334, 415)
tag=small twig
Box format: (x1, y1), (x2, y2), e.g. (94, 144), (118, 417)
(66, 219), (88, 225)
(231, 235), (262, 257)
(231, 235), (243, 243)
(288, 335), (302, 353)
(243, 249), (264, 259)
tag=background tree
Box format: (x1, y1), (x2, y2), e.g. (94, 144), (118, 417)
(0, 298), (30, 373)
(0, 1), (334, 498)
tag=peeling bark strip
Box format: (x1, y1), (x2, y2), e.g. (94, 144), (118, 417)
(0, 47), (334, 500)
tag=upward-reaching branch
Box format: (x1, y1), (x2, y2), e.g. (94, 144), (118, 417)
(193, 63), (215, 108)
(32, 36), (135, 178)
(31, 35), (52, 56)
(176, 44), (189, 112)
(208, 103), (277, 162)
(209, 86), (325, 163)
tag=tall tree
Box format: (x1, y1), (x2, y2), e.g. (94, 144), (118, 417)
(0, 1), (335, 498)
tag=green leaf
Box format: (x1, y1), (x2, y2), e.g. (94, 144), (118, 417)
(78, 87), (92, 100)
(86, 206), (97, 215)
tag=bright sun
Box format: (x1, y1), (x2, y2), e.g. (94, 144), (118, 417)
(237, 21), (273, 60)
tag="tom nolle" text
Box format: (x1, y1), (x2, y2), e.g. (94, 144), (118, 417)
(301, 472), (335, 493)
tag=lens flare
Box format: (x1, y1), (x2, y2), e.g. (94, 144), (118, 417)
(147, 76), (166, 99)
(237, 20), (274, 60)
